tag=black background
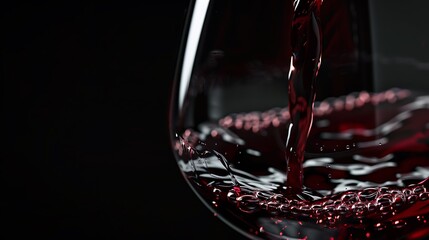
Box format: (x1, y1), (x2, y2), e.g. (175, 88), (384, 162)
(3, 1), (246, 239)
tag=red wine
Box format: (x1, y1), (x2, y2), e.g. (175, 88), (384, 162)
(285, 0), (322, 193)
(171, 1), (427, 239)
(173, 89), (429, 239)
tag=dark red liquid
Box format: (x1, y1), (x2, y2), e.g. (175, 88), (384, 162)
(171, 1), (428, 239)
(285, 0), (322, 193)
(173, 89), (429, 239)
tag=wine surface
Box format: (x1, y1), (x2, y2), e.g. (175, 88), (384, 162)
(173, 88), (429, 239)
(172, 1), (428, 239)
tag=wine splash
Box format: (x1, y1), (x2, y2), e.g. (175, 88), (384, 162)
(171, 1), (429, 239)
(285, 0), (323, 193)
(174, 89), (429, 239)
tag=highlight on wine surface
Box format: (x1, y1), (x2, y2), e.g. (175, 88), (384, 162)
(168, 0), (429, 239)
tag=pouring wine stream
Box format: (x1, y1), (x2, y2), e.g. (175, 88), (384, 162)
(173, 1), (429, 238)
(285, 0), (323, 194)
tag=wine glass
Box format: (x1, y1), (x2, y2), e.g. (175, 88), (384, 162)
(169, 0), (429, 239)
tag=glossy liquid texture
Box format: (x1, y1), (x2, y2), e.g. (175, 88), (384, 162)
(170, 1), (428, 239)
(173, 89), (429, 239)
(285, 0), (322, 193)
